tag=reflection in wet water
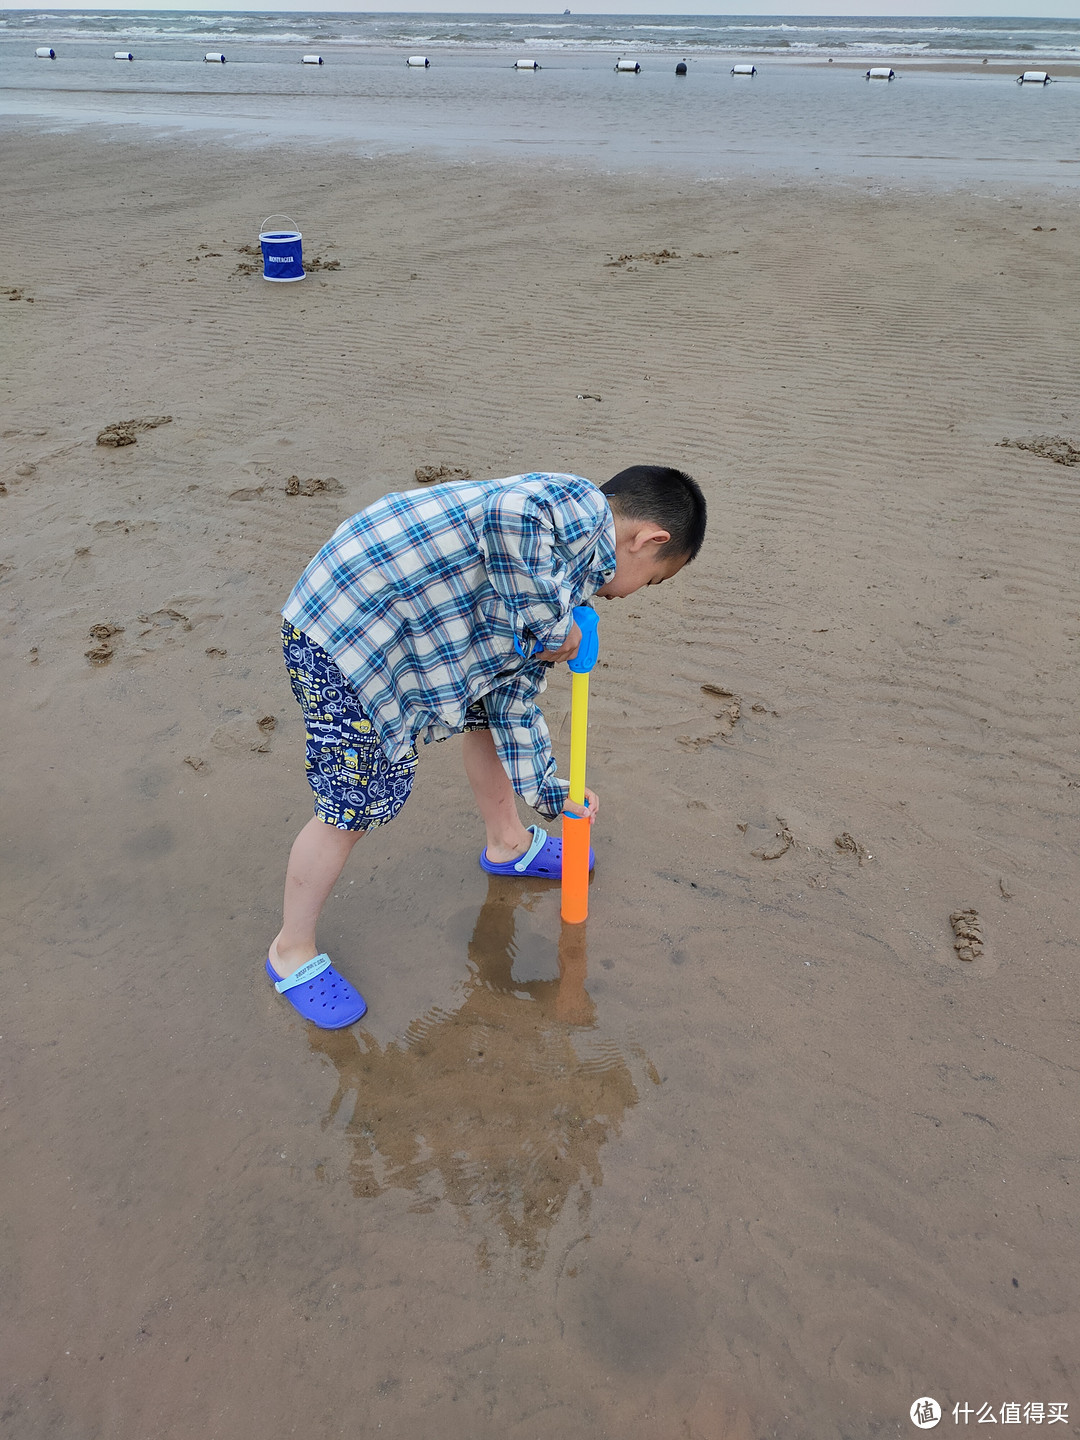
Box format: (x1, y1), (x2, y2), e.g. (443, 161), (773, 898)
(309, 877), (657, 1269)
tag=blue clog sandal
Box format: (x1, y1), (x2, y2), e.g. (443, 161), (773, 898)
(479, 824), (594, 880)
(266, 954), (367, 1029)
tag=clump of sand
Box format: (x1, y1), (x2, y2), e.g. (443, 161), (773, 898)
(96, 416), (172, 447)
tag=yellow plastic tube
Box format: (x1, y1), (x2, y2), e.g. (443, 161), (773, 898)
(561, 669), (591, 924)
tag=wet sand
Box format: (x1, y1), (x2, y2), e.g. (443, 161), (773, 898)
(2, 127), (1079, 1437)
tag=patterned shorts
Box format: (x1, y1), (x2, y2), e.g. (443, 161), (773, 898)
(282, 623), (489, 832)
(282, 623), (419, 832)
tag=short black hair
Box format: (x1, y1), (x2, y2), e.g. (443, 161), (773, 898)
(600, 465), (707, 562)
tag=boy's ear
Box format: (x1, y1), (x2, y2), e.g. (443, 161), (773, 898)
(628, 522), (672, 552)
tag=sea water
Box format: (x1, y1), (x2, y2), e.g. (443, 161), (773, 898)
(2, 10), (1079, 187)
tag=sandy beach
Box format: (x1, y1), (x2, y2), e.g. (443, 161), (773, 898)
(3, 124), (1079, 1437)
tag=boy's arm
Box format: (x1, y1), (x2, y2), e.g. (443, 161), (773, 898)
(479, 482), (608, 659)
(481, 676), (569, 821)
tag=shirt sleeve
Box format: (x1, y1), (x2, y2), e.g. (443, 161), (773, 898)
(481, 671), (570, 821)
(478, 483), (602, 658)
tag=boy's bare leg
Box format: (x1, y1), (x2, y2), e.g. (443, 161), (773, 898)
(269, 816), (364, 976)
(462, 728), (533, 863)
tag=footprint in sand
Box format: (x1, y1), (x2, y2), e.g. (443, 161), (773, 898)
(835, 831), (872, 865)
(1, 462), (37, 497)
(85, 622), (124, 666)
(211, 714), (275, 755)
(678, 683), (741, 749)
(136, 608), (191, 636)
(231, 245), (261, 277)
(127, 604), (223, 660)
(748, 817), (794, 861)
(285, 475), (343, 497)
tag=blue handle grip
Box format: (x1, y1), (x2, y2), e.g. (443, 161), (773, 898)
(513, 606), (599, 669)
(568, 606), (599, 674)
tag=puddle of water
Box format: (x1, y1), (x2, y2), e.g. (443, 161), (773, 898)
(310, 877), (656, 1272)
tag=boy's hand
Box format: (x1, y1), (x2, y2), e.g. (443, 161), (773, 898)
(536, 622), (581, 665)
(563, 787), (599, 823)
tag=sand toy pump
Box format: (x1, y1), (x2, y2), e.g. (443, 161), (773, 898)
(561, 606), (598, 924)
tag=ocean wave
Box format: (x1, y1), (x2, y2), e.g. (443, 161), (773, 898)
(3, 8), (1078, 61)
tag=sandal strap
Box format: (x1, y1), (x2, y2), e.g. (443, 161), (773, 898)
(514, 825), (548, 873)
(274, 952), (332, 993)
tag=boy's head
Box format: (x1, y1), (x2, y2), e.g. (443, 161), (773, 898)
(597, 465), (706, 599)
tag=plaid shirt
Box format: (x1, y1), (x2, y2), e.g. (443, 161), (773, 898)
(282, 472), (616, 819)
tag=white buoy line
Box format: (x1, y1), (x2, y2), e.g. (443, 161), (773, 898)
(24, 47), (1063, 91)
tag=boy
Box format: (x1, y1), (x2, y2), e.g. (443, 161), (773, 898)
(267, 464), (706, 1028)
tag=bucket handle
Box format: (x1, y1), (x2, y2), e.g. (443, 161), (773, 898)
(260, 214), (300, 235)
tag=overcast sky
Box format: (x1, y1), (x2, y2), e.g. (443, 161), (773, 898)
(31, 2), (1080, 18)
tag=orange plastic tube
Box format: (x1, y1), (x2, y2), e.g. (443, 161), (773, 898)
(561, 815), (591, 924)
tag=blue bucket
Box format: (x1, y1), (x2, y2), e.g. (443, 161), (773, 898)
(259, 214), (305, 283)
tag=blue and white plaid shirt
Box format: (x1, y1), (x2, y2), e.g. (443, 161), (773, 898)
(282, 472), (616, 819)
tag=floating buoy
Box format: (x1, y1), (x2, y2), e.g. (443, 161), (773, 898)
(204, 52), (226, 63)
(259, 215), (305, 283)
(675, 60), (687, 76)
(35, 46), (56, 58)
(514, 58), (541, 69)
(1018, 70), (1051, 84)
(866, 66), (895, 80)
(114, 50), (134, 61)
(407, 55), (430, 67)
(615, 58), (641, 73)
(731, 63), (757, 76)
(302, 54), (323, 65)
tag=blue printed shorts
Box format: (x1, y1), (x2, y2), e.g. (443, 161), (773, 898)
(282, 623), (419, 832)
(282, 623), (489, 831)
